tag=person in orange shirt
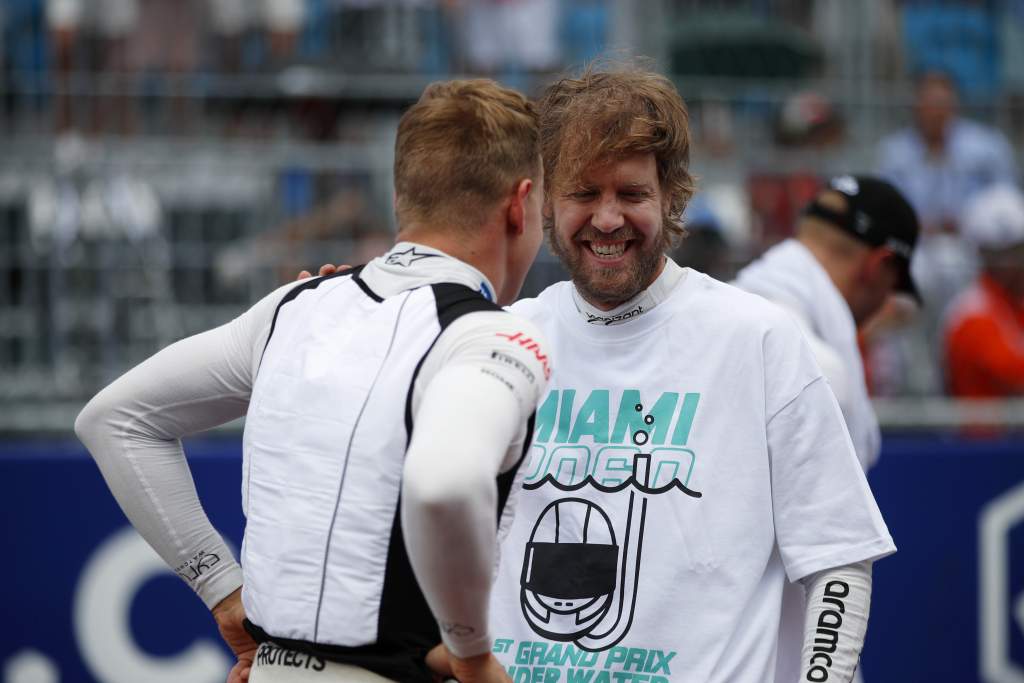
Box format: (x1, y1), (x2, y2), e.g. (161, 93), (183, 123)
(944, 184), (1024, 397)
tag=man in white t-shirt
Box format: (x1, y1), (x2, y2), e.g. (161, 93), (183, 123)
(77, 79), (550, 683)
(736, 175), (921, 472)
(461, 65), (893, 683)
(734, 175), (920, 683)
(314, 67), (896, 682)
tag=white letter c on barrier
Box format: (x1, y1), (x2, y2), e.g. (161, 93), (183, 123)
(73, 526), (231, 683)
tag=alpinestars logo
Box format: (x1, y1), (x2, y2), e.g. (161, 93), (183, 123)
(385, 246), (441, 267)
(584, 306), (644, 325)
(518, 400), (701, 651)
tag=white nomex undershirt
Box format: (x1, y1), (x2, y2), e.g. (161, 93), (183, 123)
(570, 256), (686, 325)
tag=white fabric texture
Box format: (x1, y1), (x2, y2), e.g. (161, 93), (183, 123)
(734, 240), (882, 683)
(734, 239), (881, 471)
(403, 363), (526, 657)
(75, 280), (285, 609)
(569, 258), (686, 326)
(489, 267), (894, 683)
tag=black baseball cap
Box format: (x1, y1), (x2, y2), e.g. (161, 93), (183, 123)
(803, 175), (922, 303)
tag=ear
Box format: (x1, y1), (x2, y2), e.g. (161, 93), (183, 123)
(506, 178), (533, 237)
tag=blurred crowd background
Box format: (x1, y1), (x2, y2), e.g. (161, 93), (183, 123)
(2, 0), (1023, 432)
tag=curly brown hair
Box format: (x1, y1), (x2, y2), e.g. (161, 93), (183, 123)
(538, 62), (696, 242)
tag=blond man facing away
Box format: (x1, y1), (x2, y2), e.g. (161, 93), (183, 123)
(76, 79), (551, 683)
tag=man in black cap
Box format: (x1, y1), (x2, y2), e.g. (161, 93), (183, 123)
(738, 175), (919, 471)
(734, 174), (919, 683)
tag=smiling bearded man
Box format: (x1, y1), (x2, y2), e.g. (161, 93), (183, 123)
(477, 64), (898, 683)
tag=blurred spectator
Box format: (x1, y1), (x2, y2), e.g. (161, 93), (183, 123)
(672, 193), (730, 280)
(129, 1), (200, 74)
(47, 0), (139, 132)
(458, 0), (559, 75)
(734, 176), (920, 683)
(812, 0), (903, 81)
(747, 172), (822, 245)
(672, 182), (751, 281)
(208, 0), (305, 70)
(879, 71), (1017, 238)
(774, 91), (844, 148)
(736, 175), (921, 471)
(944, 184), (1024, 398)
(879, 70), (1017, 375)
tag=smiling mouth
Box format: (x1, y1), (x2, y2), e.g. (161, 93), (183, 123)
(584, 240), (631, 260)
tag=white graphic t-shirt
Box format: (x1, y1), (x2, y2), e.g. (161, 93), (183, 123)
(491, 266), (895, 683)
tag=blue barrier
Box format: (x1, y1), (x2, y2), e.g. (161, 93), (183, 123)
(1, 435), (1022, 683)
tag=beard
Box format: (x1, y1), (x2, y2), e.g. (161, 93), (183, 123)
(548, 220), (669, 308)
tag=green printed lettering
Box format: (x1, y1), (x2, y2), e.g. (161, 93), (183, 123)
(552, 446), (591, 485)
(563, 644), (590, 667)
(600, 457), (632, 487)
(625, 649), (646, 672)
(543, 644), (563, 666)
(556, 390), (576, 442)
(594, 672), (612, 683)
(610, 390), (645, 443)
(652, 678), (669, 683)
(530, 642), (547, 665)
(493, 638), (514, 654)
(535, 391), (558, 442)
(671, 393), (700, 445)
(581, 651), (600, 667)
(513, 667), (532, 683)
(544, 668), (560, 683)
(647, 393), (679, 445)
(647, 651), (675, 675)
(610, 391), (678, 445)
(516, 642), (532, 665)
(604, 647), (628, 668)
(650, 449), (695, 487)
(566, 670), (595, 683)
(569, 390), (610, 443)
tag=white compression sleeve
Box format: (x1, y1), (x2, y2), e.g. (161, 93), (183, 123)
(401, 363), (523, 658)
(75, 284), (283, 609)
(800, 561), (873, 683)
(402, 312), (550, 659)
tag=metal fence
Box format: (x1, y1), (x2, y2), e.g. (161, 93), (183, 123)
(2, 0), (1024, 431)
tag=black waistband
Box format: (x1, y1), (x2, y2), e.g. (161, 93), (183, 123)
(243, 619), (435, 682)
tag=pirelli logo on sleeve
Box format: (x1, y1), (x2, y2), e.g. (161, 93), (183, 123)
(491, 350), (536, 384)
